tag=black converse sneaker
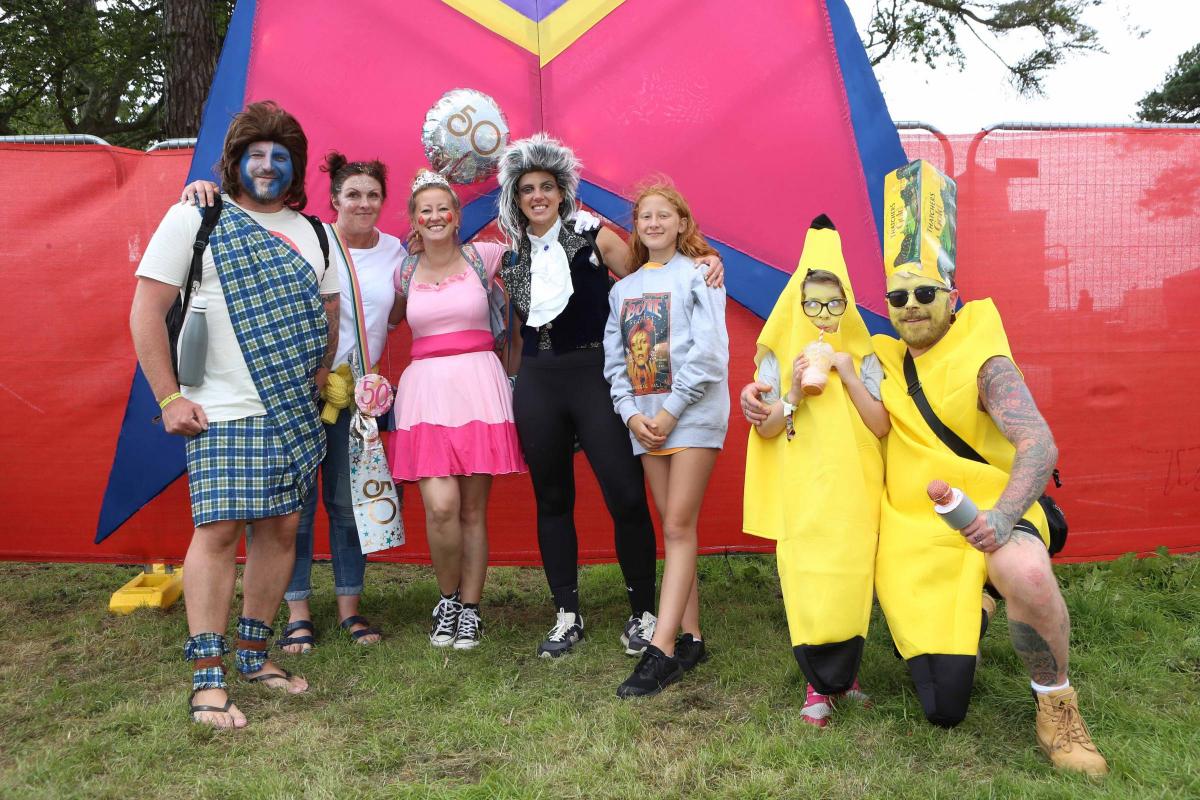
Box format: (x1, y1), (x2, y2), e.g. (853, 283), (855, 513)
(537, 609), (584, 658)
(616, 644), (683, 698)
(675, 633), (709, 671)
(429, 595), (462, 647)
(620, 611), (657, 656)
(454, 607), (483, 650)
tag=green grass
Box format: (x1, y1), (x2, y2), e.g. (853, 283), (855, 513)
(0, 552), (1197, 799)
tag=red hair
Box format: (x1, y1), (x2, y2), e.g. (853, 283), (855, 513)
(628, 178), (717, 267)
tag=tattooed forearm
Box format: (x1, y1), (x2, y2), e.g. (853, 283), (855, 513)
(978, 356), (1058, 537)
(321, 294), (340, 369)
(1009, 620), (1061, 685)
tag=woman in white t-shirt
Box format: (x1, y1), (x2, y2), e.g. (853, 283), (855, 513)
(182, 151), (404, 652)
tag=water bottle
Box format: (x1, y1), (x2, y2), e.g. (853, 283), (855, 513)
(177, 296), (209, 387)
(927, 479), (980, 530)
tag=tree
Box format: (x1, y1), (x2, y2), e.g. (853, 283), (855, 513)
(1138, 43), (1200, 123)
(859, 0), (1104, 95)
(163, 0), (225, 138)
(0, 0), (232, 148)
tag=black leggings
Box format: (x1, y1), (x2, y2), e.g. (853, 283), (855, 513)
(513, 348), (656, 616)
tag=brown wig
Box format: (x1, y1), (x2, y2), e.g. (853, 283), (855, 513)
(322, 151), (388, 212)
(217, 100), (309, 210)
(405, 172), (462, 254)
(628, 179), (718, 267)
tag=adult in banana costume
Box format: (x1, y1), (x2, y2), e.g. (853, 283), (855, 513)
(741, 216), (886, 726)
(872, 250), (1108, 776)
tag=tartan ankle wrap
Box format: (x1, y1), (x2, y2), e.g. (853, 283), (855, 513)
(184, 632), (229, 691)
(235, 617), (274, 675)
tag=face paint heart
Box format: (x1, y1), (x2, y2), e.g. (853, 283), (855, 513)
(442, 211), (454, 224)
(417, 214), (428, 226)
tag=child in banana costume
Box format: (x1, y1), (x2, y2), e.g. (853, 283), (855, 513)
(742, 215), (888, 727)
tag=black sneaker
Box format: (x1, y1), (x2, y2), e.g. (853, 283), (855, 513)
(538, 609), (584, 658)
(620, 611), (657, 656)
(429, 595), (462, 647)
(675, 633), (709, 671)
(453, 607), (483, 650)
(616, 645), (683, 698)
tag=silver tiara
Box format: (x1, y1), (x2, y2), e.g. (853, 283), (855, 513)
(411, 170), (451, 194)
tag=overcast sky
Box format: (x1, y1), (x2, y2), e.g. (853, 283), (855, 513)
(846, 0), (1199, 133)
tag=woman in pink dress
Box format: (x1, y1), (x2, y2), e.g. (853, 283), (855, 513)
(388, 170), (525, 651)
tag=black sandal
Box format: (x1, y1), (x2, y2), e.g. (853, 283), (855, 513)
(339, 615), (382, 645)
(277, 620), (315, 653)
(189, 688), (236, 725)
(244, 666), (297, 689)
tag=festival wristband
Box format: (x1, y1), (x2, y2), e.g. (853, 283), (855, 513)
(158, 392), (183, 410)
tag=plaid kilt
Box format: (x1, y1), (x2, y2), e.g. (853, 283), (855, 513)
(185, 416), (317, 526)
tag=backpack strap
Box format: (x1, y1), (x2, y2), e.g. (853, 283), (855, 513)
(397, 253), (421, 299)
(184, 195), (224, 309)
(302, 213), (330, 273)
(461, 243), (489, 289)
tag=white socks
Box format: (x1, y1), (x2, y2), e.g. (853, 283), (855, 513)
(1031, 678), (1070, 694)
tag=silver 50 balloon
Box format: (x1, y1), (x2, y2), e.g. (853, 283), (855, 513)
(422, 88), (510, 184)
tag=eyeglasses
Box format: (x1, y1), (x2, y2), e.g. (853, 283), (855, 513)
(801, 299), (848, 317)
(885, 286), (948, 308)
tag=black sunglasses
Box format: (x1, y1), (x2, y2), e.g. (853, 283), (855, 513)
(885, 286), (948, 308)
(801, 299), (847, 317)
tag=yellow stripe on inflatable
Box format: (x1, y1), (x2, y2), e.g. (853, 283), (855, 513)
(442, 0), (625, 66)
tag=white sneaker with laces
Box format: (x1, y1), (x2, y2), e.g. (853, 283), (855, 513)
(537, 609), (584, 658)
(620, 611), (657, 656)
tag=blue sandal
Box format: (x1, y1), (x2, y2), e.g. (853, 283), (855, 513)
(277, 620), (315, 653)
(340, 615), (382, 645)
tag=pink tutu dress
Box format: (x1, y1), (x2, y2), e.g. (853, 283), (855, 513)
(388, 241), (526, 481)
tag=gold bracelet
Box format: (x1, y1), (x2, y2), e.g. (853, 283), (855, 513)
(158, 392), (183, 410)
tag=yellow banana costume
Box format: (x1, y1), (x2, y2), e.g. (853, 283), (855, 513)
(743, 216), (882, 694)
(873, 298), (1048, 727)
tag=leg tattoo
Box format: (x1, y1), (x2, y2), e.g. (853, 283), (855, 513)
(1009, 620), (1060, 685)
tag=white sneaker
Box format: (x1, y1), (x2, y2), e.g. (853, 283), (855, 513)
(537, 609), (584, 658)
(620, 611), (657, 656)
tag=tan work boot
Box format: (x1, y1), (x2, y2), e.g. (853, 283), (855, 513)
(1034, 686), (1109, 777)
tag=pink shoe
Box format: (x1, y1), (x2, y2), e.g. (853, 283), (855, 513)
(801, 684), (833, 728)
(835, 679), (872, 709)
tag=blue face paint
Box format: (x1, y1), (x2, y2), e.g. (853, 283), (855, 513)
(239, 141), (294, 203)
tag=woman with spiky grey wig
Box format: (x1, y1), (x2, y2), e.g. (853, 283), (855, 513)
(496, 133), (723, 661)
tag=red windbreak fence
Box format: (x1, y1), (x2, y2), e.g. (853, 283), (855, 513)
(0, 127), (1197, 565)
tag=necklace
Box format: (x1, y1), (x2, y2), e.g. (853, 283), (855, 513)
(423, 250), (462, 286)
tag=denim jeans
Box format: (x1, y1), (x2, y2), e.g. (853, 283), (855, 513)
(285, 412), (366, 599)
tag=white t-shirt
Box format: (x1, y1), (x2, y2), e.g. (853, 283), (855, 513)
(331, 227), (405, 370)
(135, 197), (339, 422)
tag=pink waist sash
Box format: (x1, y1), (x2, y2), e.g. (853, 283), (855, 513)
(410, 329), (494, 360)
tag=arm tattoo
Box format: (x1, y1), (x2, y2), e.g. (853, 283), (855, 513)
(1008, 620), (1061, 685)
(321, 294), (340, 370)
(978, 357), (1057, 537)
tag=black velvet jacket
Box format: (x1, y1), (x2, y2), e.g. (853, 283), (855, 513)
(501, 223), (612, 356)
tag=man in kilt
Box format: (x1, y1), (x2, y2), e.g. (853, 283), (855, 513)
(130, 101), (340, 728)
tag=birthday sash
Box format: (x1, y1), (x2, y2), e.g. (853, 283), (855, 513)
(209, 205), (327, 497)
(329, 226), (404, 554)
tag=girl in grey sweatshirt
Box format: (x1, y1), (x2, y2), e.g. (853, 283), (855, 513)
(602, 181), (729, 699)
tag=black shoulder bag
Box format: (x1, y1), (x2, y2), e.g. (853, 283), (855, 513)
(165, 197), (223, 378)
(903, 351), (1068, 555)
